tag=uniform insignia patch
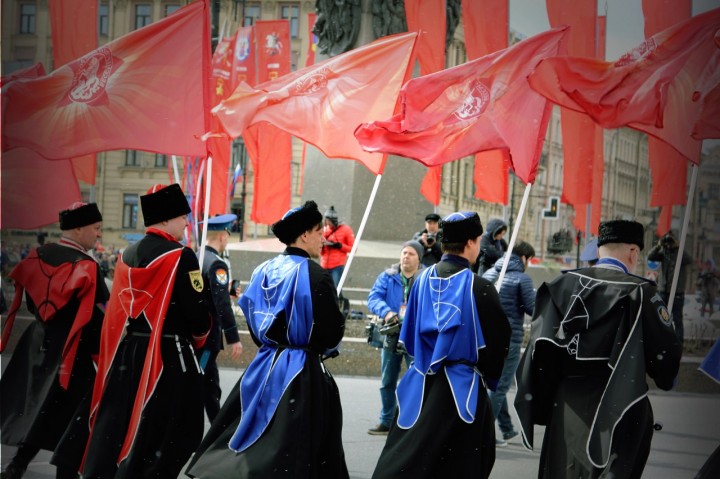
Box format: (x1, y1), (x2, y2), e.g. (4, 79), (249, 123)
(657, 305), (672, 326)
(189, 270), (204, 292)
(215, 268), (228, 285)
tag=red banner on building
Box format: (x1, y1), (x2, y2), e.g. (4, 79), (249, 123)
(306, 13), (317, 66)
(231, 26), (257, 87)
(255, 20), (291, 83)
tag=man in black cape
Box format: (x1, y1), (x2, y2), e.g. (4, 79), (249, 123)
(1, 203), (107, 479)
(186, 200), (348, 479)
(515, 219), (682, 479)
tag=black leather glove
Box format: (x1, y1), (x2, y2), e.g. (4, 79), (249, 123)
(330, 242), (342, 249)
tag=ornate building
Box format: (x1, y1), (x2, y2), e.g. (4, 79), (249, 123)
(3, 0), (712, 276)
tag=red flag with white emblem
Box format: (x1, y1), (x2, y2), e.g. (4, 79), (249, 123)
(354, 27), (568, 184)
(2, 1), (211, 159)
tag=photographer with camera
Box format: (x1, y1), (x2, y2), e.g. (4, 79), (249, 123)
(413, 213), (443, 266)
(648, 230), (693, 345)
(366, 240), (424, 435)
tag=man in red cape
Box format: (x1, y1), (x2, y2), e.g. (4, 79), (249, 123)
(81, 184), (210, 479)
(1, 203), (108, 479)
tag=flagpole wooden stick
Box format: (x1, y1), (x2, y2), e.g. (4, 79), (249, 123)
(198, 156), (213, 271)
(667, 163), (698, 312)
(495, 182), (533, 292)
(171, 155), (191, 245)
(194, 159), (206, 255)
(336, 173), (383, 296)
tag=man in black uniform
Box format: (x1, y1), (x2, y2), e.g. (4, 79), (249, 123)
(186, 200), (349, 478)
(81, 184), (211, 479)
(373, 212), (510, 479)
(196, 214), (243, 422)
(515, 219), (682, 479)
(1, 203), (108, 479)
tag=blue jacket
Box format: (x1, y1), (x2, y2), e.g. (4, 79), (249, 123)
(367, 263), (419, 319)
(482, 254), (535, 343)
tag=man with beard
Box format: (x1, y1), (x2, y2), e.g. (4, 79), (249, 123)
(1, 203), (107, 479)
(186, 200), (348, 478)
(515, 220), (682, 479)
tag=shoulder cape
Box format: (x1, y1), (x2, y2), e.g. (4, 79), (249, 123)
(232, 254), (313, 452)
(1, 244), (100, 389)
(86, 247), (183, 466)
(396, 266), (486, 428)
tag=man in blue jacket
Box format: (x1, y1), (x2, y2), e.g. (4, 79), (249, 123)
(367, 240), (424, 435)
(482, 240), (536, 446)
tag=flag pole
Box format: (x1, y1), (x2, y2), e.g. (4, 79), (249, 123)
(194, 159), (206, 254)
(495, 182), (533, 292)
(198, 156), (213, 271)
(667, 163), (698, 312)
(336, 173), (383, 296)
(171, 154), (191, 245)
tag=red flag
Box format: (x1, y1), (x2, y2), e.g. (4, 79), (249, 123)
(473, 149), (509, 204)
(0, 63), (46, 86)
(420, 166), (442, 206)
(691, 32), (720, 139)
(214, 32), (418, 175)
(49, 0), (99, 185)
(3, 1), (211, 159)
(244, 124), (292, 224)
(528, 8), (720, 163)
(642, 1), (693, 213)
(355, 27), (568, 184)
(405, 0), (446, 76)
(462, 0), (508, 59)
(231, 26), (257, 87)
(1, 148), (81, 229)
(307, 13), (318, 66)
(657, 204), (673, 236)
(461, 0), (510, 205)
(255, 20), (291, 82)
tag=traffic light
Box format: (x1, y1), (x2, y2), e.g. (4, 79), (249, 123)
(543, 196), (560, 219)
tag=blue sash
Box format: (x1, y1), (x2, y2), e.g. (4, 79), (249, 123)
(230, 255), (313, 452)
(397, 266), (486, 428)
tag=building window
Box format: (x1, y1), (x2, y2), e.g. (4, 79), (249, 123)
(122, 194), (139, 229)
(125, 150), (141, 166)
(135, 4), (152, 29)
(20, 3), (36, 34)
(99, 3), (108, 36)
(155, 154), (168, 168)
(243, 4), (261, 26)
(164, 4), (180, 16)
(280, 4), (299, 38)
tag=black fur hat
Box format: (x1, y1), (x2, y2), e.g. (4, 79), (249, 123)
(59, 202), (103, 230)
(272, 201), (323, 245)
(597, 220), (645, 250)
(140, 184), (191, 227)
(440, 212), (483, 243)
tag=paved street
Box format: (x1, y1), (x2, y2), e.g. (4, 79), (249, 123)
(2, 366), (719, 478)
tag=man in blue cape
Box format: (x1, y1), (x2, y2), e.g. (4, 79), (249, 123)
(372, 211), (510, 479)
(186, 200), (348, 479)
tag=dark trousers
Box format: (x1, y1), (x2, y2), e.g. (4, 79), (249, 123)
(196, 349), (222, 423)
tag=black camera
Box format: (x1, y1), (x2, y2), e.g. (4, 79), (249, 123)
(426, 233), (436, 246)
(379, 315), (400, 336)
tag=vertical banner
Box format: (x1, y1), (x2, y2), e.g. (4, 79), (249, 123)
(49, 0), (99, 184)
(231, 26), (257, 87)
(405, 0), (446, 75)
(546, 0), (597, 227)
(642, 0), (693, 235)
(462, 0), (510, 204)
(306, 13), (317, 67)
(255, 20), (291, 82)
(247, 20), (292, 224)
(208, 36), (236, 215)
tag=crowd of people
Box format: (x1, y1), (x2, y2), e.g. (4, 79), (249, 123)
(0, 189), (717, 479)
